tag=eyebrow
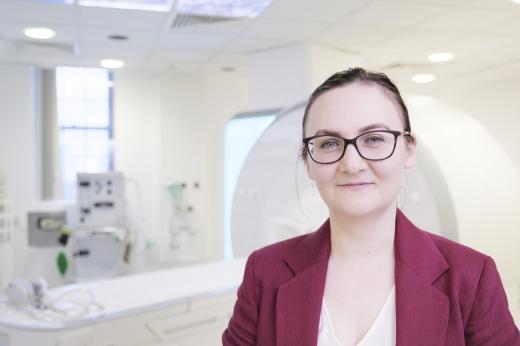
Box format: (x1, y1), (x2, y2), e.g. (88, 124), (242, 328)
(314, 123), (391, 136)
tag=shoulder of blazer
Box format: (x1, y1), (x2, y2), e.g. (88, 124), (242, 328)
(250, 219), (331, 285)
(423, 229), (489, 282)
(395, 209), (488, 285)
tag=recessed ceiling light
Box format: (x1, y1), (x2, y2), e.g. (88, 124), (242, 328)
(100, 59), (125, 69)
(511, 0), (520, 4)
(412, 74), (435, 84)
(24, 27), (56, 40)
(428, 52), (454, 63)
(108, 34), (129, 41)
(175, 0), (272, 18)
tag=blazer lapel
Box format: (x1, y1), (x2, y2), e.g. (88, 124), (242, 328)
(395, 210), (450, 346)
(276, 220), (331, 346)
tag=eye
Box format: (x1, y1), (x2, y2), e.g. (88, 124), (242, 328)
(319, 138), (341, 151)
(362, 134), (386, 146)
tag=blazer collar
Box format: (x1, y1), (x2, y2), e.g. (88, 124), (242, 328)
(394, 209), (449, 284)
(276, 219), (330, 345)
(276, 209), (451, 346)
(283, 218), (331, 275)
(394, 209), (450, 345)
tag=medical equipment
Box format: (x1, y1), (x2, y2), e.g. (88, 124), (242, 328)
(5, 278), (47, 309)
(77, 172), (126, 228)
(70, 227), (127, 281)
(229, 101), (456, 258)
(165, 181), (200, 263)
(27, 211), (67, 247)
(72, 172), (147, 281)
(0, 258), (245, 346)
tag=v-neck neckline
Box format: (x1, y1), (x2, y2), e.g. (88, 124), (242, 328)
(321, 285), (396, 346)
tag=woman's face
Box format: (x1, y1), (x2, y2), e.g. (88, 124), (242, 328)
(304, 82), (416, 218)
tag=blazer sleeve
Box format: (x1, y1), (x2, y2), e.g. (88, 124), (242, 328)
(222, 251), (261, 345)
(465, 256), (520, 345)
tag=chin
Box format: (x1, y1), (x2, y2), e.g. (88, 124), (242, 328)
(332, 201), (380, 218)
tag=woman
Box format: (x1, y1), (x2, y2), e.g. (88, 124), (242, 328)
(222, 67), (519, 346)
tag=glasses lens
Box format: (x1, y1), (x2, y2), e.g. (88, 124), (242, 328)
(308, 136), (344, 163)
(357, 131), (396, 160)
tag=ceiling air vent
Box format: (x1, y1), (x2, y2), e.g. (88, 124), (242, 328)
(12, 40), (76, 55)
(170, 13), (236, 29)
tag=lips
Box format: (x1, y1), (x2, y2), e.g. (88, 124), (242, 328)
(339, 182), (373, 186)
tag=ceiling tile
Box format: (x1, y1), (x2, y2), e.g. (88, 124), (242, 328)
(361, 48), (428, 70)
(0, 35), (9, 50)
(165, 17), (250, 38)
(147, 47), (214, 64)
(314, 23), (402, 53)
(79, 27), (156, 45)
(412, 7), (518, 34)
(78, 6), (167, 32)
(207, 53), (246, 68)
(342, 1), (451, 29)
(366, 29), (465, 62)
(383, 28), (464, 49)
(0, 49), (15, 63)
(466, 0), (520, 10)
(226, 37), (290, 54)
(155, 32), (230, 50)
(399, 0), (471, 4)
(79, 42), (148, 60)
(240, 18), (329, 41)
(260, 0), (370, 22)
(17, 54), (82, 68)
(488, 18), (520, 37)
(435, 34), (519, 60)
(0, 1), (77, 25)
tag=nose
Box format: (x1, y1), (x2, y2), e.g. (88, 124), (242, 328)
(338, 143), (367, 174)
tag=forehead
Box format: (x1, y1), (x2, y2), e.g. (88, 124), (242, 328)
(305, 83), (404, 136)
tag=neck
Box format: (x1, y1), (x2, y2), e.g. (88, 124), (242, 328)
(329, 205), (397, 261)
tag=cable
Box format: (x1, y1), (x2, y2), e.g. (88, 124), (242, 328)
(124, 177), (148, 256)
(0, 282), (105, 324)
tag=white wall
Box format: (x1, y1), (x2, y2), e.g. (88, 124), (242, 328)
(0, 64), (36, 220)
(0, 64), (49, 285)
(114, 68), (247, 264)
(247, 43), (360, 110)
(113, 69), (163, 268)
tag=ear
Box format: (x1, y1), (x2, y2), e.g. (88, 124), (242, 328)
(404, 138), (416, 169)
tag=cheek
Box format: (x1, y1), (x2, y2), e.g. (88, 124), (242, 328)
(372, 158), (407, 192)
(307, 163), (337, 182)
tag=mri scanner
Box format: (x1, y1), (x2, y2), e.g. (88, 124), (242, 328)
(1, 96), (520, 345)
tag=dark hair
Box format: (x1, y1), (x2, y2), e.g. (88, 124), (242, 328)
(301, 67), (414, 160)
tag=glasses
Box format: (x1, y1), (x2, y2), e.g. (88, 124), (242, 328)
(303, 130), (410, 164)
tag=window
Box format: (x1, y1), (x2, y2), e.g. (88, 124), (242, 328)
(56, 67), (114, 200)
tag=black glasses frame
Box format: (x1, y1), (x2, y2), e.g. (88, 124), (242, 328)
(303, 130), (411, 164)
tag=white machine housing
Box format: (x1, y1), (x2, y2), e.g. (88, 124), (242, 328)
(77, 172), (126, 228)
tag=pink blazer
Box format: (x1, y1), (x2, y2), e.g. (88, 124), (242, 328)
(222, 209), (520, 345)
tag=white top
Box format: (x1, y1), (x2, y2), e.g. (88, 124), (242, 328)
(318, 285), (396, 346)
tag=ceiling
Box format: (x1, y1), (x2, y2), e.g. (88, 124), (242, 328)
(1, 0), (520, 86)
